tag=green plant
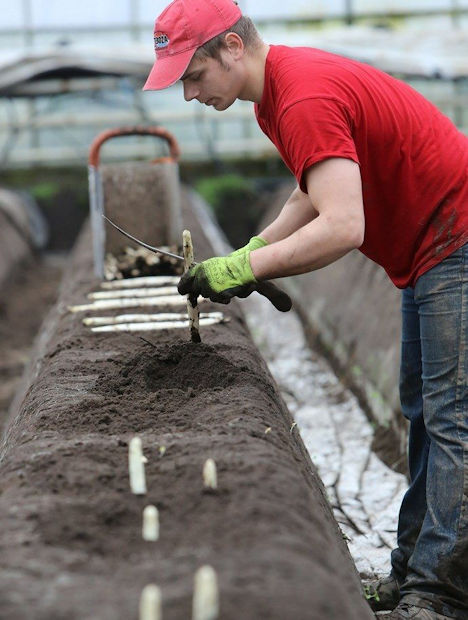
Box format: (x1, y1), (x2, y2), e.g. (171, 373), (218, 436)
(30, 182), (60, 200)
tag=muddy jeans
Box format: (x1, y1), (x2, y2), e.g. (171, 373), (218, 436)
(391, 243), (468, 619)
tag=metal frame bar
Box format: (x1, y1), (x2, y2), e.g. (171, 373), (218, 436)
(1, 7), (468, 38)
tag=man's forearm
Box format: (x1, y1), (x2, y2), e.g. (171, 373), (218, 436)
(259, 185), (318, 244)
(250, 212), (362, 280)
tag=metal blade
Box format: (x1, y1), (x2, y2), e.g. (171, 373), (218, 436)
(103, 215), (185, 262)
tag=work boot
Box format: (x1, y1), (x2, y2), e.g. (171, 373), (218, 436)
(377, 600), (455, 619)
(363, 574), (400, 611)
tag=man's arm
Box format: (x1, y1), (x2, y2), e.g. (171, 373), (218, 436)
(259, 184), (319, 243)
(250, 158), (365, 279)
(178, 157), (364, 309)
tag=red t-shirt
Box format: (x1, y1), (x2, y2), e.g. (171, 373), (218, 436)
(255, 45), (468, 288)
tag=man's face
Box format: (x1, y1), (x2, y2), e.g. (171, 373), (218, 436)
(180, 51), (244, 111)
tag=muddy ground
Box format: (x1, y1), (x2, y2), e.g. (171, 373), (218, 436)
(0, 191), (373, 619)
(0, 254), (65, 437)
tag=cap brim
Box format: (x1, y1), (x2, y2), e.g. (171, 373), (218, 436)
(143, 48), (196, 91)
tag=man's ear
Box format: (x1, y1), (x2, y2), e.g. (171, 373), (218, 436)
(224, 32), (244, 59)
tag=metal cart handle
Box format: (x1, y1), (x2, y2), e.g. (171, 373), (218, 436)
(88, 125), (180, 167)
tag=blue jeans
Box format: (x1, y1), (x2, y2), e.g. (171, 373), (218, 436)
(390, 243), (468, 619)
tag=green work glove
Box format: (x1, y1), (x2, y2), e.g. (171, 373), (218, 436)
(229, 235), (268, 257)
(178, 252), (257, 304)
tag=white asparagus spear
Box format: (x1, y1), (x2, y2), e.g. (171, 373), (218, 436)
(192, 566), (219, 620)
(183, 230), (201, 343)
(101, 275), (179, 289)
(88, 287), (177, 300)
(129, 437), (147, 495)
(83, 312), (224, 326)
(203, 458), (217, 490)
(139, 584), (162, 620)
(90, 317), (224, 333)
(68, 295), (208, 312)
(142, 505), (159, 541)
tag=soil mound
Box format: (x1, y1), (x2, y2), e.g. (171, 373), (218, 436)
(106, 342), (248, 393)
(0, 190), (373, 619)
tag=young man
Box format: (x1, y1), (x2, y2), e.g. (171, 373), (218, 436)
(143, 1), (468, 618)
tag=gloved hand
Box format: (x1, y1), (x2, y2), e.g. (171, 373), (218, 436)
(178, 252), (256, 304)
(229, 235), (268, 257)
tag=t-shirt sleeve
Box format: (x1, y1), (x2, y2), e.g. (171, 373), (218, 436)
(278, 97), (359, 192)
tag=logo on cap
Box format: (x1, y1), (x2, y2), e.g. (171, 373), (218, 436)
(154, 32), (169, 50)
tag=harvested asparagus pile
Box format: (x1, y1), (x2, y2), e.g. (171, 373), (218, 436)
(104, 245), (185, 280)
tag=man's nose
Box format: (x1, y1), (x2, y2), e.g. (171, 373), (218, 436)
(183, 82), (199, 102)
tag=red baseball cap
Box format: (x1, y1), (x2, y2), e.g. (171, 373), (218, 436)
(143, 0), (242, 91)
